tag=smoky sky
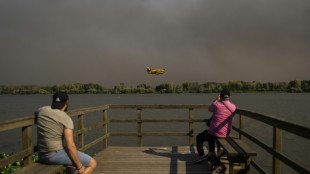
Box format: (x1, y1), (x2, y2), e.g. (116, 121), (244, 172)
(0, 0), (309, 88)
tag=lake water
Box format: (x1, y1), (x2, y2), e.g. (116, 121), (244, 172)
(0, 93), (309, 173)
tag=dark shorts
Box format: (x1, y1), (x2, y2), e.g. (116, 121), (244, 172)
(38, 148), (91, 167)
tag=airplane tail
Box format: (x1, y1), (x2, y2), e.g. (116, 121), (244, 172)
(146, 67), (151, 71)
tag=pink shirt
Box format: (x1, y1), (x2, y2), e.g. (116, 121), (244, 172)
(208, 100), (236, 137)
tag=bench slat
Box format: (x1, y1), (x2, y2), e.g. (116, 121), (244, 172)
(216, 137), (257, 174)
(217, 137), (257, 157)
(233, 139), (257, 156)
(226, 137), (246, 155)
(217, 138), (239, 156)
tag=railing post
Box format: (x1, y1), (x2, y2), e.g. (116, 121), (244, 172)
(78, 115), (84, 149)
(273, 126), (282, 174)
(189, 108), (194, 146)
(22, 125), (32, 166)
(239, 114), (245, 141)
(137, 109), (142, 146)
(103, 109), (108, 149)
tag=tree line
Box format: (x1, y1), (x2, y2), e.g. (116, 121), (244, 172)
(0, 80), (309, 95)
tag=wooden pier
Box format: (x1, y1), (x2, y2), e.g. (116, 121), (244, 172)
(1, 104), (310, 174)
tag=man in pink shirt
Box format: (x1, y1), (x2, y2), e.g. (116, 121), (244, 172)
(194, 89), (236, 172)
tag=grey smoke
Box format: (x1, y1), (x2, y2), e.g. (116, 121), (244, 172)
(0, 0), (309, 87)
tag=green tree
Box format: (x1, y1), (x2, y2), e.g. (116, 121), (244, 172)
(113, 83), (126, 94)
(136, 83), (151, 94)
(181, 82), (199, 93)
(175, 85), (183, 93)
(182, 82), (191, 92)
(301, 80), (310, 92)
(272, 82), (287, 92)
(155, 82), (175, 93)
(287, 80), (302, 93)
(146, 88), (155, 93)
(38, 89), (50, 94)
(228, 80), (243, 92)
(198, 85), (206, 93)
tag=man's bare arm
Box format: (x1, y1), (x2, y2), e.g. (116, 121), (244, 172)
(64, 129), (85, 173)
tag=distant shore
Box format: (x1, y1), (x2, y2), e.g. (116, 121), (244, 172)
(1, 80), (309, 95)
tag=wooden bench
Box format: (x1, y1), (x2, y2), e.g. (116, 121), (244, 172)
(14, 163), (77, 174)
(216, 137), (257, 174)
(14, 163), (64, 174)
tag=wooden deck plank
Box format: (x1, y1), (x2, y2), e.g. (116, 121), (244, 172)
(93, 146), (230, 174)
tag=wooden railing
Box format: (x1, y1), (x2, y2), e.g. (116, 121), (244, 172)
(0, 104), (309, 174)
(234, 109), (310, 174)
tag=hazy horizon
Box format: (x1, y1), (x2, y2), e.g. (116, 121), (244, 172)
(1, 0), (309, 88)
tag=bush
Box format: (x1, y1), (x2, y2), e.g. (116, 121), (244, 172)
(0, 152), (39, 174)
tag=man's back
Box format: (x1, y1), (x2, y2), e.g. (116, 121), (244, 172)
(208, 100), (236, 137)
(36, 106), (73, 152)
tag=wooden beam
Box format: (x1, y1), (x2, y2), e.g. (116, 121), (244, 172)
(67, 105), (109, 117)
(109, 119), (205, 123)
(78, 115), (84, 149)
(22, 125), (33, 166)
(0, 117), (34, 132)
(103, 109), (108, 149)
(79, 134), (110, 152)
(233, 126), (310, 173)
(110, 132), (189, 136)
(73, 120), (109, 136)
(189, 108), (194, 146)
(273, 126), (282, 174)
(236, 109), (310, 139)
(137, 109), (142, 146)
(239, 114), (245, 141)
(108, 104), (210, 109)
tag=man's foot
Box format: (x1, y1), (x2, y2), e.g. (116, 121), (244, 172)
(193, 155), (207, 164)
(206, 152), (216, 171)
(206, 152), (216, 161)
(214, 164), (226, 173)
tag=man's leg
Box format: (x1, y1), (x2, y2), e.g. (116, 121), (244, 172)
(207, 135), (224, 169)
(74, 150), (96, 174)
(207, 134), (216, 153)
(196, 129), (209, 156)
(38, 149), (96, 174)
(83, 158), (97, 174)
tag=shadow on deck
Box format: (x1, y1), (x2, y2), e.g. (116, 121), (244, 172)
(93, 146), (229, 174)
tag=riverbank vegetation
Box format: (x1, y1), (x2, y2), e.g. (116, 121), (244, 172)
(0, 152), (38, 174)
(0, 80), (309, 95)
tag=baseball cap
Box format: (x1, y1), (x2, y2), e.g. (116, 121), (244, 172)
(51, 91), (69, 109)
(220, 89), (230, 98)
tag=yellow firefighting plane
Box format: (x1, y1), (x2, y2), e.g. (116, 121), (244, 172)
(146, 67), (166, 75)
